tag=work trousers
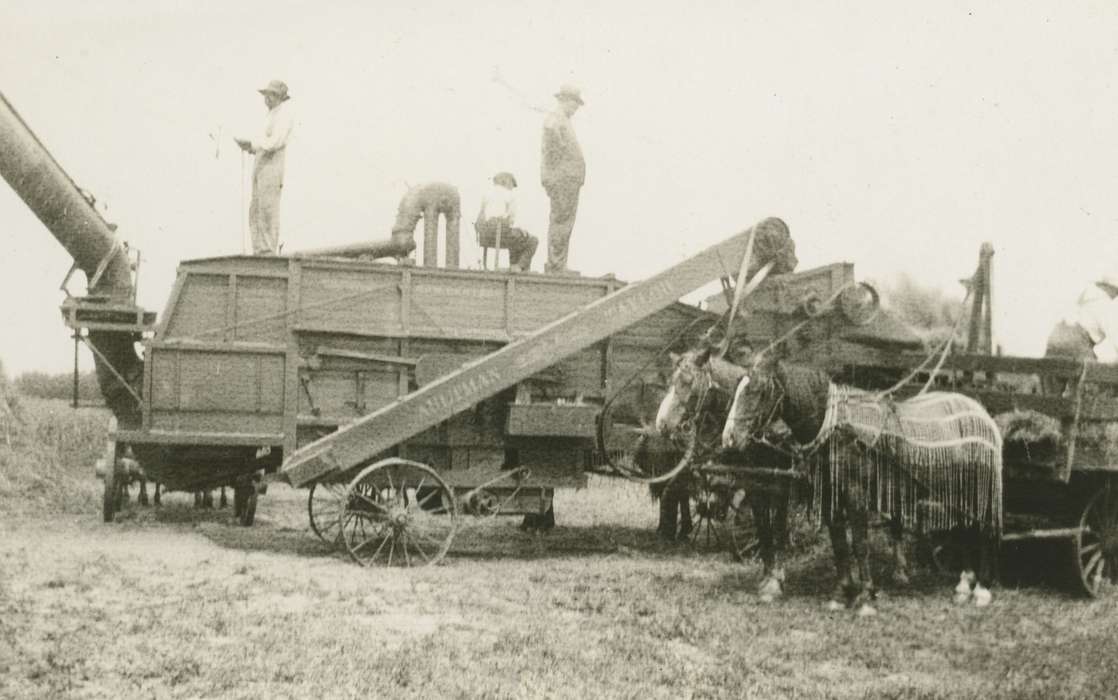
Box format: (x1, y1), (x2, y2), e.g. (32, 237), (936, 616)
(476, 218), (538, 271)
(544, 180), (581, 273)
(250, 150), (285, 255)
(1042, 321), (1097, 395)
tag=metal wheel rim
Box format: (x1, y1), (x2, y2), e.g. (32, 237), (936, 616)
(341, 458), (460, 568)
(727, 494), (759, 562)
(308, 482), (347, 545)
(687, 478), (727, 550)
(1075, 485), (1118, 597)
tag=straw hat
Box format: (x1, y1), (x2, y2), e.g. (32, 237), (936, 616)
(554, 84), (584, 106)
(258, 80), (291, 100)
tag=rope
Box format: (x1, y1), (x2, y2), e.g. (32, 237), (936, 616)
(186, 280), (399, 340)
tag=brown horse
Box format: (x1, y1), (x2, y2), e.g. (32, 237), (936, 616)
(655, 347), (795, 600)
(723, 360), (1003, 612)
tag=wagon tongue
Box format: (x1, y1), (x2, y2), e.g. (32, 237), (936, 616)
(280, 218), (788, 487)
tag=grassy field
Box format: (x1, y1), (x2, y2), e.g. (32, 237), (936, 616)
(2, 401), (1118, 699)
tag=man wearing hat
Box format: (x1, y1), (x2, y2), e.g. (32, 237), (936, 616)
(540, 84), (585, 274)
(235, 80), (294, 255)
(1043, 272), (1118, 394)
(475, 172), (538, 271)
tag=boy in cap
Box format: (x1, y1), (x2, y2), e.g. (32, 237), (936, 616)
(475, 172), (538, 271)
(235, 80), (294, 255)
(540, 84), (585, 274)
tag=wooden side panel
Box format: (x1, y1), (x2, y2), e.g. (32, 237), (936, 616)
(297, 368), (399, 420)
(410, 275), (506, 336)
(163, 274), (228, 340)
(553, 347), (606, 398)
(147, 346), (285, 435)
(235, 276), (288, 343)
(150, 411), (284, 434)
(512, 279), (607, 332)
(297, 267), (402, 334)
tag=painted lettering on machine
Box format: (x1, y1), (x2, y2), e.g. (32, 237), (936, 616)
(416, 367), (503, 420)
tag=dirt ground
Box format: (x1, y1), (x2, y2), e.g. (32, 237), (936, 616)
(3, 477), (1118, 700)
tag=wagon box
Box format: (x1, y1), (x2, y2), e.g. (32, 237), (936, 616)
(506, 403), (599, 438)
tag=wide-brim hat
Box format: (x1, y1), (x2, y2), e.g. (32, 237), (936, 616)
(1099, 271), (1118, 289)
(258, 80), (290, 100)
(493, 171), (518, 188)
(554, 83), (584, 106)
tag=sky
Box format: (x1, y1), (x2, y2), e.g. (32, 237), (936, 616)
(2, 0), (1117, 375)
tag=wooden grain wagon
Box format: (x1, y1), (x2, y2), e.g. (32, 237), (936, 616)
(725, 246), (1118, 596)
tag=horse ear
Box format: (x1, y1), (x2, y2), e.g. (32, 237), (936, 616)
(668, 352), (680, 365)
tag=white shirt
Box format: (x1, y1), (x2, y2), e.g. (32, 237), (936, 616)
(1067, 283), (1118, 359)
(252, 100), (294, 154)
(479, 184), (517, 225)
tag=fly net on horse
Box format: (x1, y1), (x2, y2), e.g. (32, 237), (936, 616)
(804, 382), (1003, 535)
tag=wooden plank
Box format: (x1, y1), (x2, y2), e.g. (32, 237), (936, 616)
(506, 404), (599, 437)
(1001, 527), (1081, 542)
(883, 353), (1118, 384)
(225, 274), (237, 343)
(115, 429), (284, 446)
(149, 341), (286, 355)
(280, 219), (775, 486)
(314, 346), (418, 366)
(283, 259), (302, 457)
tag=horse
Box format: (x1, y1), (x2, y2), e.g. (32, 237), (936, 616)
(654, 347), (796, 600)
(722, 359), (1003, 612)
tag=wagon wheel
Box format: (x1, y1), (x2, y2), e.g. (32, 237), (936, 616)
(1070, 485), (1118, 597)
(239, 490), (258, 526)
(340, 458), (460, 567)
(307, 481), (347, 545)
(102, 455), (120, 523)
(686, 473), (729, 550)
(726, 490), (760, 562)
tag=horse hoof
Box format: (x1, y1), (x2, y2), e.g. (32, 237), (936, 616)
(758, 577), (783, 602)
(891, 572), (910, 587)
(826, 600), (844, 612)
(857, 603), (877, 617)
(973, 585), (992, 608)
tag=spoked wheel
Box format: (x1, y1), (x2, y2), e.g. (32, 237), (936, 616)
(102, 457), (120, 523)
(340, 458), (460, 567)
(239, 489), (257, 527)
(726, 490), (760, 562)
(308, 481), (347, 545)
(1070, 485), (1118, 597)
(687, 475), (729, 550)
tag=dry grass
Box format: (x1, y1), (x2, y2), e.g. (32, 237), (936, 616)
(0, 397), (108, 515)
(2, 404), (1118, 698)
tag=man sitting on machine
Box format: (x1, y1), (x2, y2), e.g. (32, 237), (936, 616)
(475, 172), (538, 272)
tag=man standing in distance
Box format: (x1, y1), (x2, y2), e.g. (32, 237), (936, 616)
(540, 84), (585, 274)
(235, 80), (294, 255)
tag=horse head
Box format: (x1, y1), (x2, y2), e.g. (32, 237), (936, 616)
(721, 358), (781, 450)
(654, 347), (713, 436)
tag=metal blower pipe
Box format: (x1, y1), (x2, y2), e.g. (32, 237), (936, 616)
(0, 91), (132, 300)
(0, 90), (143, 425)
(291, 236), (417, 260)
